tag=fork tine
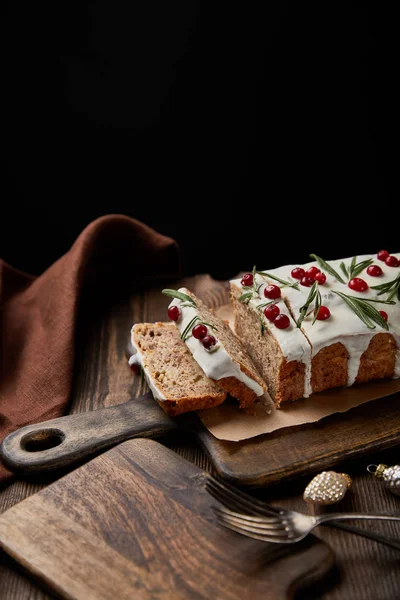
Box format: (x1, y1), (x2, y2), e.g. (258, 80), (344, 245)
(215, 507), (286, 527)
(215, 509), (288, 534)
(215, 516), (290, 544)
(207, 488), (279, 522)
(206, 476), (281, 517)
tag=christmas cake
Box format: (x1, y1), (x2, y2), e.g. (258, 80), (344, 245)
(231, 250), (400, 406)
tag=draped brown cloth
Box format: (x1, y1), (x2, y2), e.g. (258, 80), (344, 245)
(0, 215), (180, 485)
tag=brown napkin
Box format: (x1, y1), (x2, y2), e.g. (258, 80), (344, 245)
(0, 215), (179, 485)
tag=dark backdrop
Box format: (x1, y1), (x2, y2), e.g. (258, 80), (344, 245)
(2, 2), (397, 280)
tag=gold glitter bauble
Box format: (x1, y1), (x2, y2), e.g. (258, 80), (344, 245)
(303, 471), (352, 505)
(368, 464), (400, 497)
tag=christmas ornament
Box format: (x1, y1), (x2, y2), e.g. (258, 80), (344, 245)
(367, 464), (400, 497)
(303, 471), (352, 505)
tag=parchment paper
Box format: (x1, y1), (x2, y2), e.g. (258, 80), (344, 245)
(197, 304), (400, 441)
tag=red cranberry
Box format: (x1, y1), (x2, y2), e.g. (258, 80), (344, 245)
(241, 273), (254, 287)
(348, 278), (369, 292)
(274, 314), (290, 329)
(264, 304), (280, 322)
(130, 363), (140, 374)
(291, 267), (305, 280)
(385, 255), (399, 268)
(202, 335), (217, 349)
(192, 324), (207, 339)
(300, 275), (315, 287)
(315, 306), (331, 320)
(168, 305), (181, 321)
(314, 272), (327, 285)
(307, 266), (321, 277)
(366, 265), (383, 277)
(264, 284), (281, 299)
(379, 311), (388, 322)
(377, 249), (389, 261)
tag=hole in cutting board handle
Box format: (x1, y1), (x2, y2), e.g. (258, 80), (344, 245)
(21, 429), (66, 452)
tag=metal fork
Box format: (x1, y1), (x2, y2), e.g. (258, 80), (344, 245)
(206, 476), (400, 550)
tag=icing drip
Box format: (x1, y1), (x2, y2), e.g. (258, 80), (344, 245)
(169, 289), (264, 396)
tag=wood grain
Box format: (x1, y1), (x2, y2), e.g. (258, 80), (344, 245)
(0, 439), (334, 600)
(0, 274), (399, 600)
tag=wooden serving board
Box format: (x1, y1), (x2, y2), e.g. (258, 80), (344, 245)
(0, 439), (334, 600)
(1, 275), (400, 487)
(2, 390), (400, 488)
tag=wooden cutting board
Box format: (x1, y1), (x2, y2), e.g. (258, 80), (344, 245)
(0, 439), (334, 600)
(2, 389), (400, 487)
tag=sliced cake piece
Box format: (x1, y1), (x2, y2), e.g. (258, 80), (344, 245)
(230, 273), (311, 405)
(129, 322), (227, 416)
(163, 288), (266, 408)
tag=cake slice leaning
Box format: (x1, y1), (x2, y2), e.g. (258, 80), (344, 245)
(129, 322), (227, 416)
(163, 288), (266, 408)
(230, 274), (311, 406)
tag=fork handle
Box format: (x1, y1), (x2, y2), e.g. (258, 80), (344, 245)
(316, 513), (400, 525)
(323, 522), (400, 551)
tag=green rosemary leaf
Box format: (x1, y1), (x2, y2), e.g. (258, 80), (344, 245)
(181, 315), (200, 341)
(340, 262), (349, 279)
(333, 291), (389, 330)
(297, 282), (318, 328)
(239, 292), (253, 303)
(199, 321), (218, 331)
(349, 258), (374, 279)
(162, 289), (196, 306)
(256, 301), (274, 310)
(259, 312), (265, 336)
(349, 296), (395, 305)
(311, 288), (322, 325)
(371, 274), (400, 302)
(333, 291), (375, 329)
(309, 254), (346, 284)
(257, 271), (300, 290)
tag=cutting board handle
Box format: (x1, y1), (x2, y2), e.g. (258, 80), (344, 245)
(0, 393), (180, 474)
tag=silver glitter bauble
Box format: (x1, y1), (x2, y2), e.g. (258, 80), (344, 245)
(367, 464), (400, 497)
(303, 471), (352, 505)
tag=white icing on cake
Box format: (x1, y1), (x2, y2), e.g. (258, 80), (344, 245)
(260, 252), (400, 390)
(129, 327), (167, 401)
(168, 288), (264, 397)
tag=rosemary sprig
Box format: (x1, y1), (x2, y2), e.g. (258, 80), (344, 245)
(296, 282), (321, 328)
(309, 254), (346, 284)
(340, 262), (349, 279)
(238, 292), (253, 303)
(180, 315), (200, 341)
(371, 274), (400, 302)
(333, 291), (389, 330)
(162, 289), (197, 306)
(349, 257), (373, 279)
(256, 271), (300, 290)
(180, 316), (217, 341)
(312, 287), (322, 325)
(255, 301), (275, 310)
(259, 313), (266, 335)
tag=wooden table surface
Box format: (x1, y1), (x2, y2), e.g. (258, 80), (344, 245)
(1, 275), (399, 600)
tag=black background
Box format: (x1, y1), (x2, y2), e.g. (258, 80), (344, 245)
(2, 2), (397, 280)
